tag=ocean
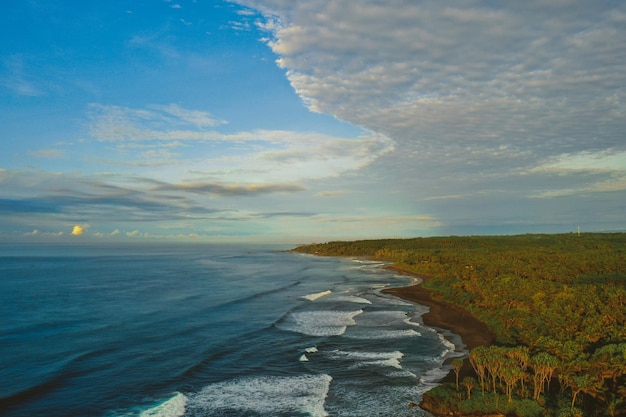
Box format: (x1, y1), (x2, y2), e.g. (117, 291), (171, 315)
(0, 243), (462, 417)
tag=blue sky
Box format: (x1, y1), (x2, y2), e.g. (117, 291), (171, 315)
(2, 0), (625, 243)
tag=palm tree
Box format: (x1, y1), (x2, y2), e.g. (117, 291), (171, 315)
(452, 359), (464, 392)
(462, 377), (476, 400)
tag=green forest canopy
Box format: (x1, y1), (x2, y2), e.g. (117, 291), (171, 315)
(293, 233), (626, 416)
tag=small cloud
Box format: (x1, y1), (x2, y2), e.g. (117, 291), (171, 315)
(229, 20), (251, 31)
(28, 149), (65, 159)
(423, 194), (465, 201)
(2, 55), (44, 97)
(126, 230), (140, 237)
(154, 181), (305, 196)
(316, 190), (351, 197)
(236, 9), (256, 16)
(111, 229), (120, 236)
(534, 150), (626, 173)
(170, 4), (181, 9)
(24, 229), (40, 236)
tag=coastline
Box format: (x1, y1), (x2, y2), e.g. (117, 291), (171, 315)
(382, 268), (495, 351)
(381, 266), (495, 378)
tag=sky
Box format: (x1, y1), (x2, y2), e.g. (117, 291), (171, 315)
(1, 0), (625, 243)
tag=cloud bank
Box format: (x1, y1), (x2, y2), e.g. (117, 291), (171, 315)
(230, 0), (626, 232)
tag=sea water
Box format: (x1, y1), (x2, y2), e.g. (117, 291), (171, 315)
(0, 243), (463, 417)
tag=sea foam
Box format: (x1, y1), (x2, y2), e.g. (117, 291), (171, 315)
(189, 374), (332, 417)
(302, 290), (332, 301)
(277, 309), (364, 336)
(140, 392), (186, 417)
(438, 333), (457, 353)
(330, 350), (405, 369)
(356, 310), (408, 326)
(331, 295), (372, 304)
(345, 328), (421, 340)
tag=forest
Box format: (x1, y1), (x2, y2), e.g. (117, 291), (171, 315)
(292, 233), (626, 417)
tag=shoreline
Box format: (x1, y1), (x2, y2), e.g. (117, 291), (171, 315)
(381, 266), (495, 380)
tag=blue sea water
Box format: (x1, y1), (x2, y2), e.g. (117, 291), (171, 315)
(0, 243), (462, 417)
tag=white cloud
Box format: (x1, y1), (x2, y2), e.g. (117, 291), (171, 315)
(230, 0), (626, 230)
(87, 104), (395, 183)
(28, 149), (65, 159)
(535, 150), (626, 173)
(2, 55), (43, 97)
(237, 1), (626, 176)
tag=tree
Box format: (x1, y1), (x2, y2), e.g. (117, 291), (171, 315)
(531, 352), (558, 401)
(462, 377), (476, 400)
(469, 347), (488, 396)
(501, 366), (524, 403)
(560, 373), (603, 413)
(452, 359), (464, 392)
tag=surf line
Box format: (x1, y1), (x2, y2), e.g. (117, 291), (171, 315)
(301, 290), (332, 301)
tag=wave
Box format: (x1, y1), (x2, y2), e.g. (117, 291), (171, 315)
(331, 295), (372, 304)
(302, 290), (332, 301)
(187, 374), (332, 417)
(329, 350), (405, 370)
(356, 310), (408, 326)
(140, 392), (187, 417)
(420, 366), (452, 385)
(438, 333), (457, 353)
(275, 309), (364, 336)
(210, 280), (301, 310)
(345, 328), (421, 340)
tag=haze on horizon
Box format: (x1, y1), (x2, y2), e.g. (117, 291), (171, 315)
(1, 0), (625, 243)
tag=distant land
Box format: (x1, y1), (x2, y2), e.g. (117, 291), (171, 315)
(293, 233), (626, 417)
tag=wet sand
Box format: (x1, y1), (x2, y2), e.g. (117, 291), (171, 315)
(382, 281), (494, 350)
(382, 268), (495, 381)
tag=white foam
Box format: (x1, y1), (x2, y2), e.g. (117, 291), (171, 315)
(302, 290), (332, 301)
(420, 366), (452, 384)
(140, 392), (187, 417)
(403, 317), (422, 327)
(387, 370), (418, 378)
(300, 354), (309, 362)
(326, 382), (427, 417)
(438, 333), (457, 352)
(345, 328), (421, 340)
(356, 310), (408, 326)
(332, 295), (372, 304)
(277, 309), (364, 336)
(305, 346), (318, 353)
(190, 374), (332, 417)
(330, 350), (405, 369)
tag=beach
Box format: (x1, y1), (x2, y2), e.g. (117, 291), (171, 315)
(382, 268), (495, 381)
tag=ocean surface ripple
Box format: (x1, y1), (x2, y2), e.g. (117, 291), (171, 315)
(0, 243), (461, 417)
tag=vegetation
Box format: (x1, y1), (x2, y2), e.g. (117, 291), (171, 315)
(292, 233), (626, 416)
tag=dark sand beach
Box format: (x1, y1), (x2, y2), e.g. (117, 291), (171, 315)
(382, 268), (495, 382)
(382, 283), (494, 350)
